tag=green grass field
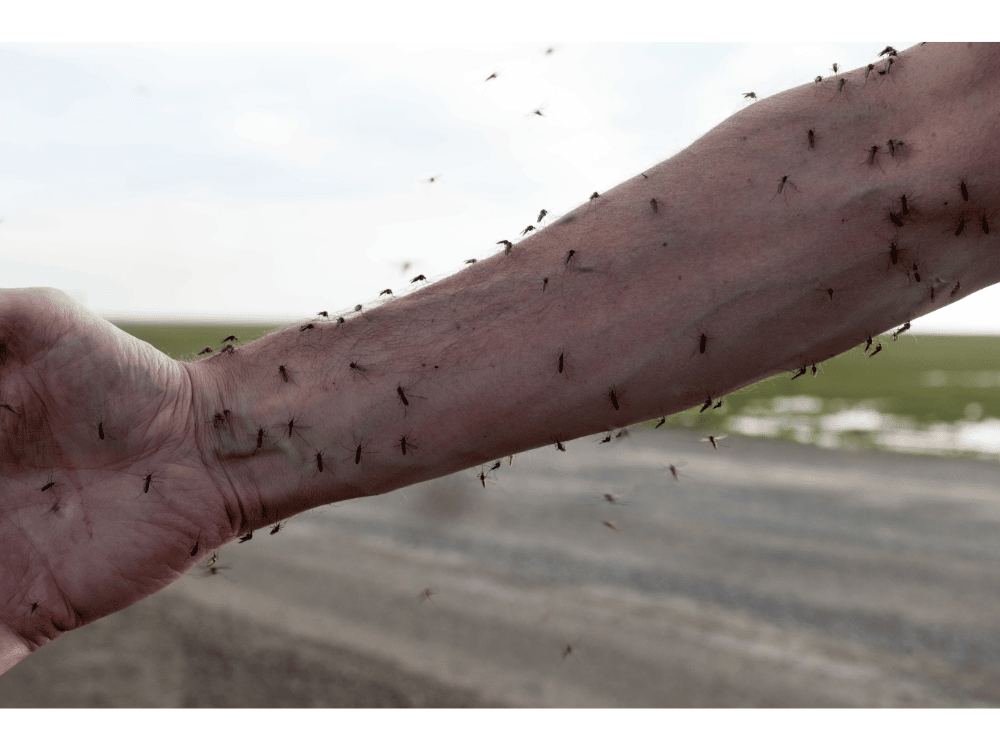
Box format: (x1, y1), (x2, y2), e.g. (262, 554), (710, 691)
(111, 320), (1000, 457)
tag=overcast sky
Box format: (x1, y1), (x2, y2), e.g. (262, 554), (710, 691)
(2, 37), (997, 333)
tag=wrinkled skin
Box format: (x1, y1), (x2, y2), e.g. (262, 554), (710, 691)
(0, 288), (225, 663)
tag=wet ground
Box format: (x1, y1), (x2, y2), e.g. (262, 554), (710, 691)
(5, 427), (1000, 707)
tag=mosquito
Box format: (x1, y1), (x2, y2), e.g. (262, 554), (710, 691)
(791, 366), (807, 381)
(279, 365), (290, 383)
(427, 175), (440, 184)
(475, 466), (493, 488)
(138, 470), (166, 498)
(222, 335), (238, 344)
(700, 435), (727, 450)
(420, 588), (436, 603)
(888, 238), (900, 266)
(892, 321), (911, 341)
(743, 92), (757, 100)
(564, 249), (576, 266)
(772, 175), (799, 204)
(352, 438), (374, 465)
(597, 432), (613, 444)
(270, 521), (285, 535)
(878, 46), (898, 58)
(691, 331), (712, 357)
(239, 530), (253, 543)
(959, 179), (970, 202)
(608, 388), (621, 411)
(699, 396), (713, 413)
(831, 63), (839, 74)
(602, 520), (619, 531)
(315, 450), (325, 473)
(952, 213), (967, 236)
(537, 209), (548, 223)
(220, 344), (236, 355)
(411, 274), (427, 283)
(601, 493), (629, 506)
(484, 72), (498, 82)
(398, 432), (418, 456)
(283, 414), (308, 440)
(380, 289), (393, 297)
(487, 460), (501, 477)
(197, 347), (213, 356)
(521, 225), (536, 236)
(529, 106), (545, 118)
(663, 462), (688, 481)
(807, 129), (815, 149)
(496, 240), (513, 255)
(317, 311), (329, 319)
(250, 426), (267, 455)
(542, 277), (549, 292)
(354, 305), (363, 312)
(888, 211), (904, 228)
(952, 281), (961, 297)
(336, 317), (345, 327)
(464, 258), (477, 265)
(864, 335), (874, 354)
(558, 350), (565, 374)
(349, 360), (368, 374)
(654, 417), (666, 429)
(865, 145), (882, 169)
(869, 342), (883, 357)
(650, 198), (658, 213)
(554, 440), (566, 452)
(981, 212), (993, 235)
(814, 76), (822, 84)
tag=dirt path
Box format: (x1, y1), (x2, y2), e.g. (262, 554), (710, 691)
(5, 428), (1000, 706)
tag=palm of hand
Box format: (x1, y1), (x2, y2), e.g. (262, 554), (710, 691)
(0, 288), (223, 656)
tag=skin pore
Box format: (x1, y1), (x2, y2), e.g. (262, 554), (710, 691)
(3, 42), (1000, 674)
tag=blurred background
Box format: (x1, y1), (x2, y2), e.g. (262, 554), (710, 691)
(4, 31), (1000, 708)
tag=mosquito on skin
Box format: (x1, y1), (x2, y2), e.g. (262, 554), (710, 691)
(351, 438), (375, 466)
(743, 92), (757, 100)
(690, 330), (713, 357)
(239, 530), (253, 543)
(521, 225), (536, 236)
(222, 335), (238, 344)
(136, 470), (166, 499)
(791, 366), (808, 381)
(411, 274), (427, 283)
(892, 321), (911, 341)
(270, 521), (285, 535)
(197, 347), (212, 356)
(496, 240), (513, 255)
(379, 289), (393, 297)
(398, 432), (418, 456)
(771, 175), (800, 204)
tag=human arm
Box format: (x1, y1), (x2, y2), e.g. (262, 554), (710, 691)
(3, 42), (999, 674)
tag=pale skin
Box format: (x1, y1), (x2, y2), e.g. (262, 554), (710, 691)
(2, 42), (1000, 675)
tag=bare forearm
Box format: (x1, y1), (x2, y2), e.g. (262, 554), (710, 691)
(187, 43), (1000, 535)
